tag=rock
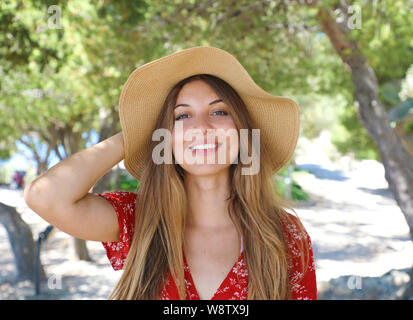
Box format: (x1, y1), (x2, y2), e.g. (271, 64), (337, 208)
(318, 268), (412, 300)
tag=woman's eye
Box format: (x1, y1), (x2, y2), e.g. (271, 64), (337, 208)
(175, 110), (228, 121)
(213, 110), (228, 116)
(175, 114), (189, 121)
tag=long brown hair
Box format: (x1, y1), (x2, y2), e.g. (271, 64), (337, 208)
(109, 74), (309, 299)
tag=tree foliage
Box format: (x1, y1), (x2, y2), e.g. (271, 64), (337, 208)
(1, 0), (412, 171)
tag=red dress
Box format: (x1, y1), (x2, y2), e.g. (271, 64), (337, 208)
(97, 191), (317, 300)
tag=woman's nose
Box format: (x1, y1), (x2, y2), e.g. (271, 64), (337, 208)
(186, 114), (216, 141)
(193, 114), (213, 132)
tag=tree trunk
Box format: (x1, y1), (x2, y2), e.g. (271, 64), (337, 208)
(17, 136), (52, 177)
(316, 3), (413, 240)
(114, 164), (121, 190)
(395, 120), (413, 159)
(0, 202), (46, 282)
(92, 168), (114, 194)
(315, 4), (413, 298)
(36, 161), (49, 176)
(74, 237), (93, 261)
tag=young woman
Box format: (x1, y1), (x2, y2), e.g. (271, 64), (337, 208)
(24, 46), (317, 300)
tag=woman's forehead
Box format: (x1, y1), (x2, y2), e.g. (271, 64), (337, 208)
(176, 80), (219, 102)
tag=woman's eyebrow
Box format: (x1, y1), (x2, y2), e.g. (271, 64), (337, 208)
(174, 98), (222, 109)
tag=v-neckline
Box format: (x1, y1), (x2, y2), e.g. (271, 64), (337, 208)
(182, 241), (244, 300)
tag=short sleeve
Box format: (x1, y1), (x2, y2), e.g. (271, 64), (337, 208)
(95, 191), (137, 271)
(282, 214), (317, 300)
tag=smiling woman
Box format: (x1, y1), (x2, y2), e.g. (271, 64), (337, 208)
(24, 46), (316, 300)
(101, 53), (316, 299)
(171, 78), (240, 177)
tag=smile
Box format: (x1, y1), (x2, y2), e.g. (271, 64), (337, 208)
(189, 143), (222, 155)
(189, 143), (220, 150)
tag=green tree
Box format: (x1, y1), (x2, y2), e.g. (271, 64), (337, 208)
(0, 0), (148, 262)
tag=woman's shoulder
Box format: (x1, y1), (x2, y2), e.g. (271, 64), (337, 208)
(96, 190), (137, 214)
(97, 190), (138, 271)
(97, 190), (137, 202)
(96, 190), (138, 226)
(280, 212), (317, 300)
(279, 211), (314, 271)
(280, 212), (311, 242)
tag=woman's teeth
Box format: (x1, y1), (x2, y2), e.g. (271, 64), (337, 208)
(189, 144), (218, 150)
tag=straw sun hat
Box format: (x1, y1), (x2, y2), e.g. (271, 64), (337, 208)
(119, 46), (300, 180)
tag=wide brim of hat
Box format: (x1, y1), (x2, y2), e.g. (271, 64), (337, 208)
(119, 46), (300, 181)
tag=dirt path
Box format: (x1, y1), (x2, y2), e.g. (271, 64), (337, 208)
(293, 157), (413, 284)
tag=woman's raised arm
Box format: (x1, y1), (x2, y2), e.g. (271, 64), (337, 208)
(24, 132), (125, 242)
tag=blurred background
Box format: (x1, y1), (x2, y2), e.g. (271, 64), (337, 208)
(1, 0), (413, 300)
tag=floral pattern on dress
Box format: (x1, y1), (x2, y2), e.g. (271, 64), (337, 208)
(97, 191), (137, 271)
(98, 191), (317, 300)
(281, 214), (317, 300)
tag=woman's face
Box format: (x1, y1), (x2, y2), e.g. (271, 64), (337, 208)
(172, 80), (239, 176)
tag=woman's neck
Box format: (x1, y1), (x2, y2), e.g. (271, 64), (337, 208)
(184, 169), (233, 230)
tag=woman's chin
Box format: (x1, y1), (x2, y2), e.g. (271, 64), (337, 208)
(180, 163), (232, 177)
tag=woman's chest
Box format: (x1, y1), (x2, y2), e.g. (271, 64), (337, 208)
(183, 226), (242, 299)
